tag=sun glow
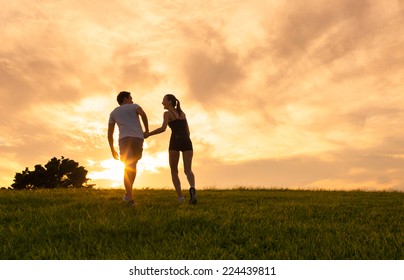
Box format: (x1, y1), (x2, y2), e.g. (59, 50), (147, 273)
(88, 150), (169, 188)
(137, 151), (168, 173)
(88, 159), (125, 184)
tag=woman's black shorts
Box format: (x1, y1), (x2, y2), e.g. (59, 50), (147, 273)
(169, 136), (193, 152)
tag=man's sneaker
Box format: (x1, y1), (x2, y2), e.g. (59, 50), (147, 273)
(123, 195), (136, 206)
(127, 200), (136, 206)
(178, 196), (185, 203)
(189, 187), (197, 205)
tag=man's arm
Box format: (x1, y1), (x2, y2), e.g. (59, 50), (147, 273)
(108, 122), (119, 160)
(136, 106), (149, 134)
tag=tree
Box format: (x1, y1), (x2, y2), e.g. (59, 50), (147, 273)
(11, 157), (94, 190)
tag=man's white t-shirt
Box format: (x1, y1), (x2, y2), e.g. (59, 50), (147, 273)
(109, 104), (144, 139)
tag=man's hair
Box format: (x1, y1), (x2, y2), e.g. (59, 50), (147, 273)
(117, 91), (131, 105)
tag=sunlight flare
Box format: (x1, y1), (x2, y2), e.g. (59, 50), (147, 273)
(88, 151), (169, 187)
(88, 159), (125, 183)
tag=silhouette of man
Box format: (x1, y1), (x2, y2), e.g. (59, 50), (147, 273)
(108, 91), (149, 205)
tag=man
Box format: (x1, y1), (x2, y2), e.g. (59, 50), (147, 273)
(108, 91), (149, 205)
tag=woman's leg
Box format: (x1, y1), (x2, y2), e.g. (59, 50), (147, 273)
(169, 150), (182, 198)
(183, 150), (196, 204)
(182, 150), (195, 187)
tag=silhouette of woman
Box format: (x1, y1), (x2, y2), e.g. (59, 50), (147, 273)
(145, 94), (197, 204)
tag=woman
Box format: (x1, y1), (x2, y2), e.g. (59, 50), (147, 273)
(145, 94), (197, 204)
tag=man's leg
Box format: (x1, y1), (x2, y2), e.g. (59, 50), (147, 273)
(121, 137), (143, 203)
(124, 164), (134, 200)
(120, 137), (135, 201)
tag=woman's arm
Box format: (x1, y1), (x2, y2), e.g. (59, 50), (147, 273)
(183, 112), (190, 137)
(146, 111), (169, 137)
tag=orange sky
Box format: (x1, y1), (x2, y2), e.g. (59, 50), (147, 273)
(1, 0), (404, 191)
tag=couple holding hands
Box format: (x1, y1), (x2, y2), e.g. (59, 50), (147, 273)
(108, 91), (197, 206)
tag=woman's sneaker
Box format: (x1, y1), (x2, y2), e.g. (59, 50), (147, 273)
(189, 187), (197, 205)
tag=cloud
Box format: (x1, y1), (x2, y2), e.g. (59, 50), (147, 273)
(184, 48), (244, 105)
(1, 0), (404, 191)
(195, 146), (404, 191)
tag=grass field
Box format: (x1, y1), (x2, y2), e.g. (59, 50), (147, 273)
(0, 188), (403, 260)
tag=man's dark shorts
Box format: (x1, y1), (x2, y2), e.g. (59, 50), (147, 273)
(119, 137), (143, 165)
